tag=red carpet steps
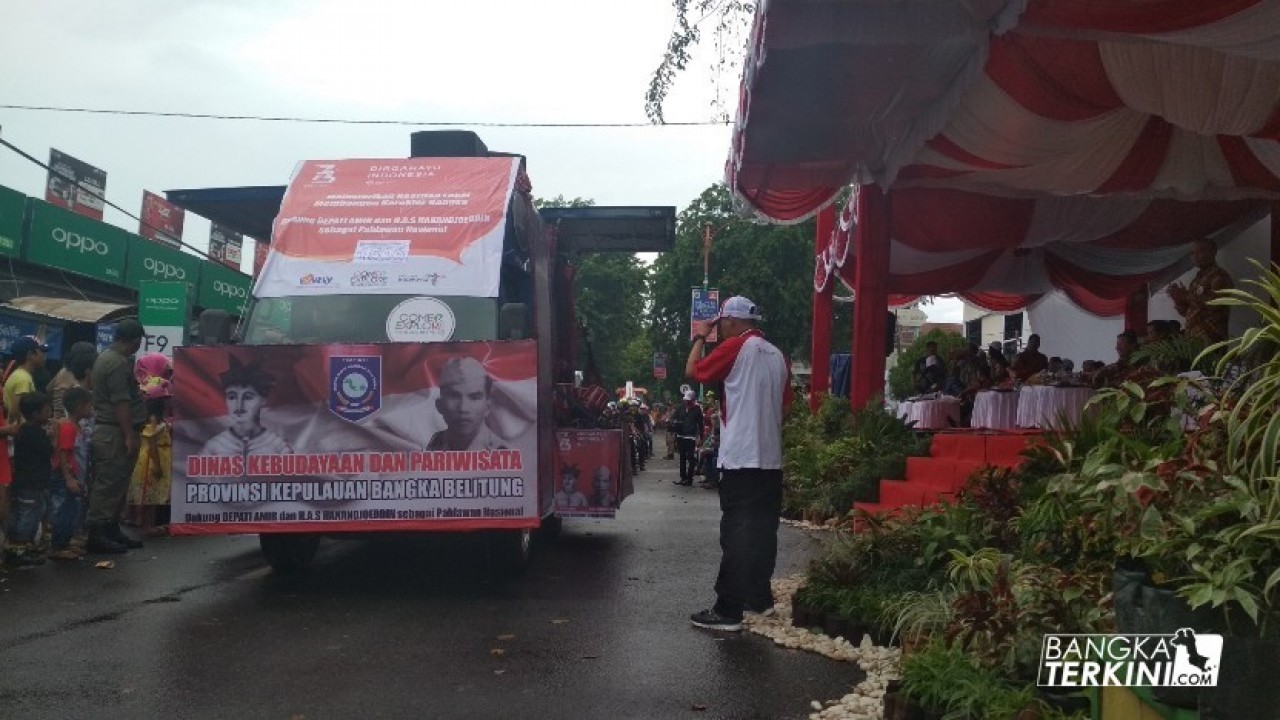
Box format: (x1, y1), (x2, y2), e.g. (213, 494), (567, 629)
(852, 431), (1041, 521)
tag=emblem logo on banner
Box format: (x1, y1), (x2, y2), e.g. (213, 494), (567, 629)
(328, 355), (382, 422)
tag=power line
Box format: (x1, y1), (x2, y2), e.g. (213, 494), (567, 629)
(0, 103), (730, 128)
(0, 136), (220, 264)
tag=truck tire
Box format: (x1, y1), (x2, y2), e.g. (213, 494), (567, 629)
(488, 528), (534, 576)
(259, 534), (320, 574)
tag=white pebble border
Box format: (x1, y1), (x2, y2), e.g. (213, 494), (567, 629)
(745, 574), (901, 720)
(781, 517), (844, 532)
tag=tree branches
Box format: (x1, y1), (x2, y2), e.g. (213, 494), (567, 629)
(645, 0), (755, 124)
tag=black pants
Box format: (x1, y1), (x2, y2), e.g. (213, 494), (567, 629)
(713, 468), (782, 619)
(677, 437), (698, 482)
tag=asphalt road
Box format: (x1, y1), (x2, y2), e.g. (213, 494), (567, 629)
(0, 456), (860, 720)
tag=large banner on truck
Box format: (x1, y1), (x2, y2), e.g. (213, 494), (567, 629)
(170, 340), (539, 535)
(255, 157), (519, 300)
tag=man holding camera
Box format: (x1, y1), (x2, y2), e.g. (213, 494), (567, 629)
(683, 296), (791, 632)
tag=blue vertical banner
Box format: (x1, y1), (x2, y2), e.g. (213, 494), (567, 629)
(97, 323), (117, 353)
(653, 352), (667, 380)
(690, 287), (720, 343)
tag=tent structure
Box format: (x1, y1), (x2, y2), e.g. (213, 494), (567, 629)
(726, 0), (1280, 408)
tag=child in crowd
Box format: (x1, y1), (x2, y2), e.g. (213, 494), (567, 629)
(128, 354), (173, 535)
(48, 386), (93, 561)
(0, 402), (22, 558)
(6, 392), (53, 567)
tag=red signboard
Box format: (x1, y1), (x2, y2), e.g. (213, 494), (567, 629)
(170, 340), (540, 535)
(253, 241), (269, 278)
(553, 429), (622, 518)
(45, 148), (106, 220)
(140, 191), (184, 248)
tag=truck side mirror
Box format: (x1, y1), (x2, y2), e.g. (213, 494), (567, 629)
(499, 303), (527, 340)
(198, 310), (234, 346)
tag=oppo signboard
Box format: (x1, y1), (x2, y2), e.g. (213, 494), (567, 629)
(126, 235), (202, 290)
(24, 199), (128, 284)
(197, 261), (252, 316)
(137, 281), (192, 357)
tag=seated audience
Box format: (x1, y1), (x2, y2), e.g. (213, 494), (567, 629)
(1011, 334), (1049, 381)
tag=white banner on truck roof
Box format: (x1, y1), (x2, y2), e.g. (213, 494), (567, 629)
(254, 157), (519, 299)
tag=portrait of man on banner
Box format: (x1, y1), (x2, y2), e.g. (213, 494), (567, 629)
(198, 356), (293, 461)
(425, 356), (510, 451)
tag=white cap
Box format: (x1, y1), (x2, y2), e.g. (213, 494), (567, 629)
(683, 390), (696, 401)
(720, 296), (762, 320)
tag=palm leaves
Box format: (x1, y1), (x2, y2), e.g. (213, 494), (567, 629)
(1203, 260), (1280, 480)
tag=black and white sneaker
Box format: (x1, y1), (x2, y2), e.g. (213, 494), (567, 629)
(745, 606), (777, 618)
(689, 608), (743, 632)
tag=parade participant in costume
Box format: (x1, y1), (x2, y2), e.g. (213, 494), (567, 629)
(128, 354), (174, 536)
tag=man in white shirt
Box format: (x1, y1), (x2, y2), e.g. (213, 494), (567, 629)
(684, 296), (791, 631)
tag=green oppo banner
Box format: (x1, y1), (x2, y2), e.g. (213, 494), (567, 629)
(24, 199), (129, 284)
(138, 281), (192, 327)
(0, 184), (24, 258)
(126, 235), (201, 290)
(197, 261), (252, 316)
(138, 281), (192, 357)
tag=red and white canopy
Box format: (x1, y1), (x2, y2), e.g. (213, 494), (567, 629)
(731, 0), (1280, 314)
(812, 189), (1265, 315)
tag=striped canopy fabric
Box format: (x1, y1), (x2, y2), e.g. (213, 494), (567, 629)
(731, 0), (1280, 314)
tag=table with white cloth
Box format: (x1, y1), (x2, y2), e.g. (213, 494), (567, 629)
(897, 397), (962, 430)
(971, 390), (1020, 430)
(1015, 385), (1095, 430)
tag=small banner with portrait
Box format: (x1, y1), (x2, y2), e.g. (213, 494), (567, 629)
(170, 340), (539, 535)
(552, 429), (623, 518)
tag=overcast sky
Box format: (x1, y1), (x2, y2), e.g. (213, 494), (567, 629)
(0, 1), (963, 322)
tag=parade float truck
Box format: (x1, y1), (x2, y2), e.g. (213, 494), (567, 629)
(167, 131), (674, 572)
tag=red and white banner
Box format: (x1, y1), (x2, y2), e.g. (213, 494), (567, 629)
(255, 157), (519, 299)
(170, 340), (540, 535)
(552, 429), (622, 518)
(140, 191), (184, 248)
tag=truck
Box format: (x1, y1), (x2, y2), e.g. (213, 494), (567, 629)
(166, 131), (674, 573)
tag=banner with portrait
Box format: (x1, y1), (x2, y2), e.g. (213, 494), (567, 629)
(254, 157), (520, 300)
(170, 340), (539, 535)
(552, 429), (623, 518)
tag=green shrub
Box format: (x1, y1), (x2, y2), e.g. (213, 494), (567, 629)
(900, 644), (1043, 719)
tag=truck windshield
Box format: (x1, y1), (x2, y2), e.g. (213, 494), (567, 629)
(242, 295), (498, 345)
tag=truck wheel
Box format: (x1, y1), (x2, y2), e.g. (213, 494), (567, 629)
(259, 534), (320, 574)
(488, 528), (533, 575)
